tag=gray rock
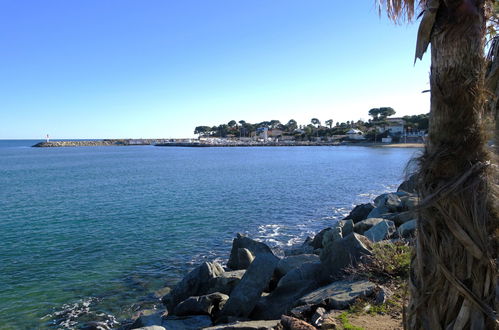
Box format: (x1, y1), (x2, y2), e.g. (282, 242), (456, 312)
(227, 234), (276, 270)
(162, 315), (213, 329)
(289, 305), (314, 319)
(173, 292), (229, 316)
(353, 218), (386, 234)
(237, 248), (255, 269)
(364, 220), (396, 242)
(276, 262), (321, 289)
(275, 254), (320, 277)
(366, 206), (390, 219)
(284, 242), (314, 256)
(162, 262), (224, 311)
(398, 219), (417, 238)
(321, 226), (343, 248)
(208, 270), (246, 295)
(397, 174), (417, 193)
(374, 286), (392, 305)
(203, 320), (281, 329)
(374, 193), (403, 212)
(390, 211), (415, 226)
(343, 203), (375, 223)
(320, 233), (371, 277)
(295, 280), (376, 309)
(133, 327), (166, 330)
(401, 195), (419, 210)
(220, 253), (279, 318)
(311, 227), (332, 249)
(131, 310), (167, 329)
(338, 220), (354, 236)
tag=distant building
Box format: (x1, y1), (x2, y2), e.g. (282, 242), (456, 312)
(346, 129), (365, 140)
(256, 127), (268, 140)
(378, 118), (405, 134)
(268, 129), (284, 137)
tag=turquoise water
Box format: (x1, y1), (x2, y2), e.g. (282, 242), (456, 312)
(0, 141), (419, 329)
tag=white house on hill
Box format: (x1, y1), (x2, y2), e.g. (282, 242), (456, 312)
(378, 118), (405, 134)
(346, 129), (365, 140)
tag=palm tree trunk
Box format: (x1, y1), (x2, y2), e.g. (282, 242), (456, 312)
(407, 1), (498, 329)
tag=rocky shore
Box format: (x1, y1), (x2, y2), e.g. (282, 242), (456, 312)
(94, 176), (417, 330)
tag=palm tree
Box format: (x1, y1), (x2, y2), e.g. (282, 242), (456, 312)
(378, 1), (498, 328)
(311, 118), (321, 139)
(286, 119), (298, 132)
(325, 119), (333, 129)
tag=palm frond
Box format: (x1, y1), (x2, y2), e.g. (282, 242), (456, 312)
(376, 0), (421, 22)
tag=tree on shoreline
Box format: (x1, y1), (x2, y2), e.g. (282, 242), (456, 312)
(378, 0), (498, 328)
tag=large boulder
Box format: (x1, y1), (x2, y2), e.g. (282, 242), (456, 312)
(390, 211), (415, 226)
(338, 220), (354, 236)
(317, 220), (355, 252)
(320, 233), (371, 278)
(162, 262), (224, 311)
(162, 315), (213, 329)
(397, 174), (417, 193)
(295, 280), (376, 309)
(398, 219), (417, 238)
(227, 234), (276, 270)
(310, 228), (332, 249)
(343, 203), (375, 223)
(219, 253), (279, 318)
(237, 248), (255, 269)
(366, 206), (390, 219)
(364, 220), (396, 242)
(400, 195), (420, 210)
(173, 292), (229, 316)
(374, 193), (404, 212)
(353, 218), (386, 235)
(275, 254), (320, 278)
(251, 263), (321, 320)
(207, 270), (246, 295)
(203, 320), (281, 329)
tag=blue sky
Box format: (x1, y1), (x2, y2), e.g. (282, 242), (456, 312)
(0, 1), (430, 139)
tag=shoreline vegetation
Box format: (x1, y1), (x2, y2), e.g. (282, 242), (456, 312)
(107, 176), (419, 330)
(32, 139), (424, 148)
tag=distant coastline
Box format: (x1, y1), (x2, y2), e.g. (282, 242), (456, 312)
(32, 139), (424, 148)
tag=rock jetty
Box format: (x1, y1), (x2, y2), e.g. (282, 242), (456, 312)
(113, 176), (419, 330)
(32, 139), (164, 147)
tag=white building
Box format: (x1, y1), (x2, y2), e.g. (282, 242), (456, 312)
(378, 118), (405, 134)
(346, 129), (365, 140)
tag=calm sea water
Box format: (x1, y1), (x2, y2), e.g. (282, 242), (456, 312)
(0, 140), (419, 329)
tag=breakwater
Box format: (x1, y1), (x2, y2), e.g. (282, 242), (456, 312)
(32, 139), (168, 147)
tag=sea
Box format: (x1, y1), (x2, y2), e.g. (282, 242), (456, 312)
(0, 140), (420, 329)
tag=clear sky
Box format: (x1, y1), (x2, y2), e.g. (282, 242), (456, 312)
(0, 1), (430, 139)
